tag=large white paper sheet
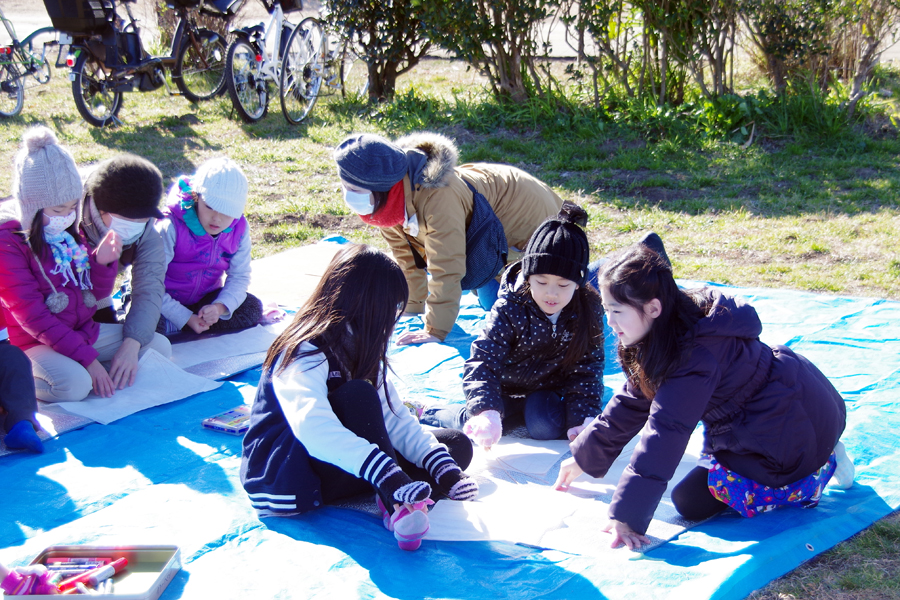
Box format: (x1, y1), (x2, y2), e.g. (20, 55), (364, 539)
(169, 325), (278, 369)
(57, 349), (222, 424)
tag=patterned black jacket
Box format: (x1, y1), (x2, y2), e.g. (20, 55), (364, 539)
(463, 262), (605, 429)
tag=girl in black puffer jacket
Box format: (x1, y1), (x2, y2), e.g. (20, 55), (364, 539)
(422, 203), (605, 447)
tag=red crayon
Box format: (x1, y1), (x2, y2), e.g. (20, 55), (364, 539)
(57, 557), (127, 591)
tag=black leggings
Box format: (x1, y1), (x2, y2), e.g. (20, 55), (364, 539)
(671, 466), (729, 522)
(309, 379), (474, 506)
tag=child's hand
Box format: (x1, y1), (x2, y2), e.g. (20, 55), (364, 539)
(95, 229), (123, 266)
(86, 359), (115, 397)
(395, 331), (440, 346)
(198, 303), (226, 326)
(463, 410), (502, 449)
(553, 457), (584, 491)
(187, 314), (211, 334)
(566, 416), (595, 441)
(602, 519), (651, 551)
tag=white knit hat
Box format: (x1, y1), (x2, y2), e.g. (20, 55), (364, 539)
(192, 157), (248, 219)
(12, 127), (83, 231)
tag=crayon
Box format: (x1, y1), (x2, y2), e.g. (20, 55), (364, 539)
(58, 557), (127, 592)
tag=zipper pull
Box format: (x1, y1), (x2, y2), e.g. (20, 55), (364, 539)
(551, 323), (557, 338)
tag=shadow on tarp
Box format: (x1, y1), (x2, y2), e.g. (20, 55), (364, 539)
(0, 381), (253, 546)
(263, 508), (608, 600)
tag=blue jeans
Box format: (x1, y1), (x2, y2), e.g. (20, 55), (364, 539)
(474, 278), (501, 311)
(421, 390), (567, 440)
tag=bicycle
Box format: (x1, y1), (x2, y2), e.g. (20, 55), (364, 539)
(44, 0), (241, 127)
(0, 6), (59, 118)
(279, 11), (367, 125)
(224, 0), (299, 123)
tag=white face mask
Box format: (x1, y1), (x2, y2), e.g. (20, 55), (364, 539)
(343, 189), (374, 215)
(109, 215), (147, 242)
(44, 211), (76, 236)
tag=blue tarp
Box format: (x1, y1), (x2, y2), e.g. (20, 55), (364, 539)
(1, 281), (897, 599)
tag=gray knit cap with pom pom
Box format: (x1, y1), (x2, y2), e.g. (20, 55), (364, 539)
(12, 126), (83, 231)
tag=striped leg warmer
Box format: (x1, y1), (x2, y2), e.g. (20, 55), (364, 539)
(423, 447), (479, 501)
(361, 449), (431, 505)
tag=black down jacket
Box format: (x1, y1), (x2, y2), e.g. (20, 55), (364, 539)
(463, 262), (605, 429)
(571, 289), (847, 534)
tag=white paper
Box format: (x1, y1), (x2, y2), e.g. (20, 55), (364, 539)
(426, 479), (584, 544)
(57, 349), (222, 424)
(169, 325), (278, 369)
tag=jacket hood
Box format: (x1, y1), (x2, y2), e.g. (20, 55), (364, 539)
(498, 261), (525, 302)
(694, 289), (762, 340)
(0, 200), (22, 229)
(394, 131), (458, 189)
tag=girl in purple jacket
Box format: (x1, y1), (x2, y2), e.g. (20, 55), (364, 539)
(156, 157), (262, 336)
(0, 127), (141, 402)
(554, 242), (853, 550)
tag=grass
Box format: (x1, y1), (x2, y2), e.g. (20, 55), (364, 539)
(2, 56), (900, 599)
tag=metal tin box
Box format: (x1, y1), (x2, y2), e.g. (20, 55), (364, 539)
(19, 545), (181, 599)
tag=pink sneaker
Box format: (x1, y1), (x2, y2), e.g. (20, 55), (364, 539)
(375, 495), (393, 531)
(390, 500), (432, 551)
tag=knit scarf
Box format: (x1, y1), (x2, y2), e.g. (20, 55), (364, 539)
(45, 229), (92, 290)
(360, 180), (406, 228)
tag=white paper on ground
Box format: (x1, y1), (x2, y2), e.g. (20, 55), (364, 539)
(169, 325), (278, 369)
(426, 478), (584, 544)
(57, 349), (222, 424)
(425, 426), (706, 547)
(478, 438), (571, 476)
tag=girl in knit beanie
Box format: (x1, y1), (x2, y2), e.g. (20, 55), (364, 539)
(421, 202), (605, 448)
(155, 157), (263, 336)
(0, 126), (125, 403)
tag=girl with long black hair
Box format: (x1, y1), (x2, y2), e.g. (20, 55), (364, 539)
(241, 244), (477, 551)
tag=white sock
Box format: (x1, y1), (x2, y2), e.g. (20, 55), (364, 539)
(831, 441), (855, 489)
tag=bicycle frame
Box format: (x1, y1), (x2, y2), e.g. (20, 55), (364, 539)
(231, 1), (287, 83)
(0, 7), (57, 83)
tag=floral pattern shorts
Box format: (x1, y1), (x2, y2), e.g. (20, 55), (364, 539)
(705, 452), (837, 518)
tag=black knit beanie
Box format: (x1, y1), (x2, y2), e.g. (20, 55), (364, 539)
(333, 134), (408, 192)
(84, 154), (164, 219)
(522, 202), (590, 286)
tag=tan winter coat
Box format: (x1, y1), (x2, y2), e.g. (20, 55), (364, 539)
(381, 133), (562, 340)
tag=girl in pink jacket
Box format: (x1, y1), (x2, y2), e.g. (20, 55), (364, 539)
(0, 127), (166, 402)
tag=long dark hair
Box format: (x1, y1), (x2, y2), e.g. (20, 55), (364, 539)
(264, 244), (409, 407)
(599, 243), (708, 399)
(26, 210), (81, 259)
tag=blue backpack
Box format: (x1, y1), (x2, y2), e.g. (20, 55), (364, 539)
(407, 180), (507, 291)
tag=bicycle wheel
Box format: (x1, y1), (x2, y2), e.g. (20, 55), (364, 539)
(279, 17), (325, 125)
(225, 38), (268, 123)
(0, 63), (25, 118)
(173, 27), (227, 102)
(71, 50), (123, 127)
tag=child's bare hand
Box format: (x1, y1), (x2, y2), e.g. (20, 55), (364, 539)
(95, 230), (122, 266)
(553, 457), (584, 491)
(602, 519), (651, 550)
(187, 314), (210, 334)
(567, 416), (595, 441)
(86, 359), (115, 397)
(198, 303), (226, 325)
